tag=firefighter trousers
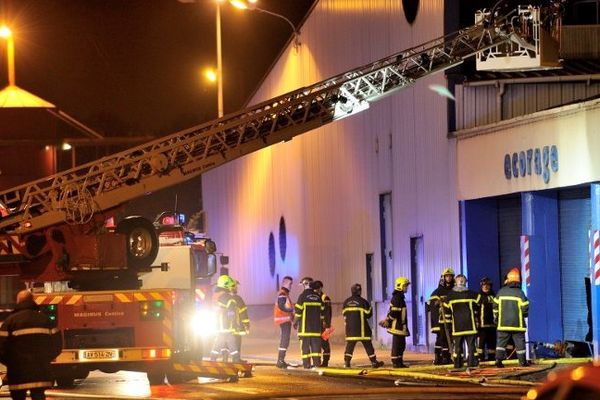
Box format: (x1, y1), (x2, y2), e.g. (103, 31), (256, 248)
(211, 332), (240, 361)
(321, 338), (331, 366)
(496, 331), (525, 361)
(300, 336), (322, 368)
(391, 335), (406, 365)
(434, 324), (453, 363)
(478, 327), (497, 361)
(278, 322), (292, 363)
(344, 340), (377, 364)
(453, 334), (477, 367)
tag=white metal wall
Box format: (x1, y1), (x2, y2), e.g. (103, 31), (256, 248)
(203, 0), (460, 305)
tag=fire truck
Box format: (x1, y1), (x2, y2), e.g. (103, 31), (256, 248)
(0, 4), (560, 386)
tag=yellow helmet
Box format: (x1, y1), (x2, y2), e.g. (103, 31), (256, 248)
(442, 267), (455, 277)
(217, 275), (235, 290)
(395, 277), (410, 291)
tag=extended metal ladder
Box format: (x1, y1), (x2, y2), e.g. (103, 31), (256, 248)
(0, 8), (523, 235)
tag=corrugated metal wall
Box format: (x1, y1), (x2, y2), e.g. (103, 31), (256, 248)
(455, 81), (600, 131)
(203, 0), (460, 305)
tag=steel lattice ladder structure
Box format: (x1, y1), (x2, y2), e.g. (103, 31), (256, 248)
(0, 8), (526, 236)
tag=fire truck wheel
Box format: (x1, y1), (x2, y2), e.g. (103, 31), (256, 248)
(55, 376), (75, 388)
(166, 371), (187, 385)
(116, 216), (159, 271)
(146, 370), (166, 385)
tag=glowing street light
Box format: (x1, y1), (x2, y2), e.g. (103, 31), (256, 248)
(228, 0), (300, 49)
(204, 68), (218, 83)
(0, 24), (16, 86)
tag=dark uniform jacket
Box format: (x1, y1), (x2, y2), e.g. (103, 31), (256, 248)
(0, 299), (62, 391)
(321, 293), (332, 330)
(387, 290), (409, 336)
(444, 287), (480, 336)
(294, 289), (324, 337)
(493, 283), (529, 332)
(213, 288), (237, 333)
(478, 290), (496, 328)
(342, 294), (373, 341)
(427, 284), (453, 331)
(232, 293), (250, 336)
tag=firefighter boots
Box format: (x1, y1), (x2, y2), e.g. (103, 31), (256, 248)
(495, 359), (505, 368)
(393, 358), (409, 368)
(433, 348), (443, 365)
(321, 355), (330, 368)
(276, 360), (289, 369)
(371, 360), (384, 368)
(453, 356), (463, 369)
(518, 354), (530, 367)
(344, 356), (352, 368)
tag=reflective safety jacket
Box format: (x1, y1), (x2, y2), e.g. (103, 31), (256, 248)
(232, 293), (250, 336)
(273, 287), (294, 325)
(295, 289), (324, 337)
(0, 299), (62, 391)
(493, 283), (529, 332)
(342, 294), (374, 341)
(444, 287), (480, 336)
(213, 287), (237, 333)
(478, 291), (496, 328)
(427, 285), (453, 332)
(322, 293), (332, 330)
(387, 290), (409, 336)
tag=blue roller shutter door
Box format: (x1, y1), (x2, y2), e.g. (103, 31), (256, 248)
(559, 187), (590, 341)
(497, 197), (522, 281)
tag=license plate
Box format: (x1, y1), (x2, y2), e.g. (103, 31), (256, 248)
(79, 349), (119, 361)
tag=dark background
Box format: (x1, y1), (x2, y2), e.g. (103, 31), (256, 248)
(0, 0), (314, 220)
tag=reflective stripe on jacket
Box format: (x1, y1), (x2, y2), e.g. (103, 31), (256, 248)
(387, 290), (409, 336)
(273, 288), (294, 325)
(342, 295), (373, 341)
(295, 289), (324, 337)
(232, 293), (250, 335)
(493, 284), (529, 332)
(444, 288), (480, 336)
(478, 292), (496, 328)
(427, 285), (453, 331)
(0, 298), (62, 391)
(213, 288), (237, 333)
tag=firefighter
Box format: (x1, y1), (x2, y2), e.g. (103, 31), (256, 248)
(0, 290), (62, 400)
(493, 267), (530, 368)
(477, 277), (497, 362)
(210, 275), (240, 362)
(444, 274), (480, 368)
(311, 280), (333, 367)
(382, 277), (410, 368)
(274, 276), (294, 368)
(426, 267), (455, 364)
(230, 279), (250, 361)
(342, 283), (384, 368)
(294, 277), (324, 369)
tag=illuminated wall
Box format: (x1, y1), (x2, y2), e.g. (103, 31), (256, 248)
(203, 0), (460, 307)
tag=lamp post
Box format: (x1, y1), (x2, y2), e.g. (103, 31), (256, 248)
(0, 25), (16, 86)
(215, 1), (224, 118)
(229, 0), (300, 49)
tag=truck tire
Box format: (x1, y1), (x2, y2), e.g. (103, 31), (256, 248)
(146, 370), (166, 385)
(55, 376), (75, 388)
(116, 216), (159, 271)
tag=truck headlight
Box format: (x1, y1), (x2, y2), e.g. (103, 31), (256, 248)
(191, 309), (218, 337)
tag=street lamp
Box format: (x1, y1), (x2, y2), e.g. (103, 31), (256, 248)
(0, 24), (16, 86)
(229, 0), (301, 49)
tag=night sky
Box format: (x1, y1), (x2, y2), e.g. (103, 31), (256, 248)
(0, 0), (315, 136)
(0, 0), (314, 218)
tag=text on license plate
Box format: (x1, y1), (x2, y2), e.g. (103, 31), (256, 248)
(79, 349), (119, 361)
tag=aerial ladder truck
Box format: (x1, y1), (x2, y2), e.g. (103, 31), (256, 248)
(0, 4), (560, 387)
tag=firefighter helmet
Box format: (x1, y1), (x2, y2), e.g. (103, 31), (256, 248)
(395, 277), (410, 291)
(480, 277), (492, 286)
(217, 275), (235, 290)
(351, 283), (362, 296)
(441, 267), (455, 276)
(506, 268), (521, 284)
